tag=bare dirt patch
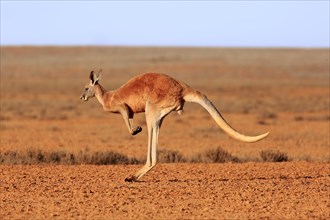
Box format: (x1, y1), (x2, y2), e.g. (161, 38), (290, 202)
(1, 162), (329, 219)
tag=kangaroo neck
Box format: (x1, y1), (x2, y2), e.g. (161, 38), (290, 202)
(94, 83), (106, 107)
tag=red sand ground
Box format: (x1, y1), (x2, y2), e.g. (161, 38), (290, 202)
(1, 163), (329, 219)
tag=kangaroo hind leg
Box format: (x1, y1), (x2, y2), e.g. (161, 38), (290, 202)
(125, 102), (174, 182)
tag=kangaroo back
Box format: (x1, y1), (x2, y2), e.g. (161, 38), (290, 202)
(184, 90), (269, 143)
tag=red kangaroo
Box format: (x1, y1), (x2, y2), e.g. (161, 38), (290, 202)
(80, 70), (269, 181)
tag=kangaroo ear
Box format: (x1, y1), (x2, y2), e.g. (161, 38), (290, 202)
(96, 69), (102, 82)
(89, 70), (101, 85)
(89, 71), (95, 83)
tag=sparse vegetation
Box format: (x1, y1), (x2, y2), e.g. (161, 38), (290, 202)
(260, 150), (289, 162)
(88, 151), (140, 165)
(294, 115), (330, 122)
(257, 111), (278, 125)
(192, 147), (240, 163)
(0, 147), (244, 165)
(158, 149), (186, 163)
(0, 149), (140, 165)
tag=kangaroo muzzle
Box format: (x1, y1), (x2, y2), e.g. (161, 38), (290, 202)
(80, 95), (88, 101)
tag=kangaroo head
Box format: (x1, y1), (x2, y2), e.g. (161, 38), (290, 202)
(80, 70), (102, 101)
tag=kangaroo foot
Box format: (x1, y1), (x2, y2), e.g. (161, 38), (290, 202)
(125, 175), (138, 182)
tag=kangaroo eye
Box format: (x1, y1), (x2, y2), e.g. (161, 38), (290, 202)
(85, 88), (88, 91)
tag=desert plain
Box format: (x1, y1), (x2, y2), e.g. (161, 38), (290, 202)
(0, 47), (329, 219)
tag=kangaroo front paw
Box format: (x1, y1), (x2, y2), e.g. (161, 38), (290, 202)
(132, 126), (142, 136)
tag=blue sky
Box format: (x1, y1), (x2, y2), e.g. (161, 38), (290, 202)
(1, 1), (329, 47)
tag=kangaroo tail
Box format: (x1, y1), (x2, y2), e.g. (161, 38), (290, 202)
(184, 90), (269, 143)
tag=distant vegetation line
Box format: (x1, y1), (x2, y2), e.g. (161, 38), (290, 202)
(0, 147), (290, 165)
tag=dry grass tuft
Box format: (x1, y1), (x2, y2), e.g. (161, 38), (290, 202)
(192, 147), (240, 163)
(158, 149), (187, 163)
(260, 150), (289, 162)
(88, 151), (140, 165)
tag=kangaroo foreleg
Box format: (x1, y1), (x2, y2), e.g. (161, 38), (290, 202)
(120, 104), (142, 135)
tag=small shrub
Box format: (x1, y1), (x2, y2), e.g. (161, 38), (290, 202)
(206, 147), (240, 163)
(27, 149), (45, 163)
(48, 151), (67, 163)
(37, 151), (45, 162)
(68, 153), (76, 164)
(90, 151), (131, 165)
(158, 149), (186, 163)
(260, 150), (289, 162)
(1, 151), (19, 164)
(193, 147), (240, 163)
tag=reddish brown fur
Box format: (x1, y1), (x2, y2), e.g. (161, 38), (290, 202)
(103, 73), (190, 113)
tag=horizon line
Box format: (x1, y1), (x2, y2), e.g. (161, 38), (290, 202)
(1, 44), (329, 50)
